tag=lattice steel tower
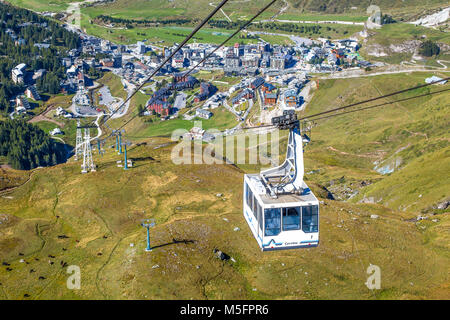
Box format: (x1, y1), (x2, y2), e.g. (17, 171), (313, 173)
(81, 128), (96, 173)
(75, 120), (83, 161)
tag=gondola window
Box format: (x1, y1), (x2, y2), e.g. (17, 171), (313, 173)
(282, 207), (301, 231)
(265, 208), (281, 236)
(302, 206), (319, 233)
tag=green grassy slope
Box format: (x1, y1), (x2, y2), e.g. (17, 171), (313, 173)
(0, 137), (448, 300)
(303, 72), (449, 212)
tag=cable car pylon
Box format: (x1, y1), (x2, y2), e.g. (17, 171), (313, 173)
(81, 127), (96, 174)
(141, 219), (155, 252)
(122, 139), (133, 170)
(74, 120), (83, 161)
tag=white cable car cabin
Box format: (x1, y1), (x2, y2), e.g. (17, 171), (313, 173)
(243, 111), (319, 251)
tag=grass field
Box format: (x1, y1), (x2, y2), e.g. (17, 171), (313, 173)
(303, 72), (450, 212)
(0, 72), (449, 300)
(1, 0), (449, 301)
(81, 14), (266, 45)
(97, 72), (127, 100)
(0, 131), (448, 299)
(277, 13), (368, 22)
(9, 0), (449, 19)
(115, 106), (239, 138)
(7, 0), (75, 12)
(369, 23), (450, 47)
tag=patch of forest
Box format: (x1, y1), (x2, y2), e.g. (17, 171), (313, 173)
(93, 15), (192, 28)
(0, 120), (66, 170)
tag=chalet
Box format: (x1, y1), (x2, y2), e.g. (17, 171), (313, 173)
(32, 69), (46, 81)
(196, 108), (213, 120)
(284, 89), (302, 109)
(184, 127), (206, 140)
(50, 128), (63, 136)
(425, 76), (447, 85)
(250, 77), (265, 90)
(16, 95), (30, 110)
(232, 88), (254, 105)
(12, 63), (26, 84)
(264, 92), (278, 106)
(194, 83), (217, 103)
(261, 82), (276, 94)
(25, 86), (41, 101)
(34, 43), (50, 49)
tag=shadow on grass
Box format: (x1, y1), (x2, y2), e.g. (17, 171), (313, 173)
(152, 238), (196, 250)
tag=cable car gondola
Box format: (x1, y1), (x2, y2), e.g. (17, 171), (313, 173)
(243, 111), (319, 251)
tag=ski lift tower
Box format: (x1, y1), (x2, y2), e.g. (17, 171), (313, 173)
(117, 130), (124, 155)
(243, 110), (319, 251)
(141, 219), (156, 252)
(74, 120), (83, 161)
(78, 124), (97, 174)
(121, 140), (133, 170)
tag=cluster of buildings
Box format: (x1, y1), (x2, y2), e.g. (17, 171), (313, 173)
(146, 72), (217, 118)
(231, 77), (279, 107)
(156, 38), (365, 78)
(9, 63), (45, 115)
(298, 38), (368, 72)
(7, 14), (371, 128)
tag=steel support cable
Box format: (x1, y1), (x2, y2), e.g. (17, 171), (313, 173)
(239, 85), (450, 130)
(100, 0), (231, 128)
(115, 0), (279, 132)
(108, 89), (450, 139)
(184, 0), (278, 77)
(310, 87), (450, 121)
(300, 77), (449, 121)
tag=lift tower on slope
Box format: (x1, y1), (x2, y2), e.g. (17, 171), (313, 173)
(78, 125), (97, 174)
(75, 120), (83, 161)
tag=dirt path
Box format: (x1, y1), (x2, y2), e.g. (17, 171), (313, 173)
(0, 168), (41, 196)
(28, 104), (65, 128)
(327, 146), (385, 159)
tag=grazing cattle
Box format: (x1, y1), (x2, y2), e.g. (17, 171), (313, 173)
(24, 294), (30, 298)
(48, 255), (55, 259)
(19, 253), (24, 256)
(2, 262), (10, 266)
(30, 269), (35, 273)
(62, 248), (67, 251)
(6, 268), (12, 271)
(38, 276), (46, 280)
